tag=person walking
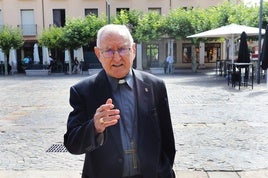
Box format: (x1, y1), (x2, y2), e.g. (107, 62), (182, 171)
(64, 24), (176, 178)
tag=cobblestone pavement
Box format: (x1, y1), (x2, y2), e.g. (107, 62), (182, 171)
(0, 69), (267, 177)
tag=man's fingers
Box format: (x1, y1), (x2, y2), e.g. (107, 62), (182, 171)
(106, 98), (112, 104)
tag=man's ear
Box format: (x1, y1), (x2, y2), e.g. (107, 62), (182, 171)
(94, 47), (101, 59)
(132, 43), (136, 54)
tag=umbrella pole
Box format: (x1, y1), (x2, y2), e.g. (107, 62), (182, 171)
(231, 36), (235, 63)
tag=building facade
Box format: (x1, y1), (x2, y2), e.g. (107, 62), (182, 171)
(0, 0), (238, 73)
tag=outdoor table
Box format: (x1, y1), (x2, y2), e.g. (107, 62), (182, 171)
(232, 62), (254, 90)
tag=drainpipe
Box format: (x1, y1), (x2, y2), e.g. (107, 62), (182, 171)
(42, 0), (45, 29)
(106, 0), (111, 24)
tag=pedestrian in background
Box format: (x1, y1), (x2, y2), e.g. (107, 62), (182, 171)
(166, 54), (174, 74)
(72, 57), (80, 74)
(64, 24), (176, 178)
(164, 59), (168, 74)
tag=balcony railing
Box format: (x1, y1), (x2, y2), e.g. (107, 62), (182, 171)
(18, 24), (37, 36)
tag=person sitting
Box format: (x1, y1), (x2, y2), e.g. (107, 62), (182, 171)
(47, 55), (55, 70)
(72, 57), (80, 74)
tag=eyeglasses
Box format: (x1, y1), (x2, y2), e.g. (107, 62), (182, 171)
(100, 48), (131, 58)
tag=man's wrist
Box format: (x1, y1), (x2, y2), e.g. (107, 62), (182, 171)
(95, 132), (104, 146)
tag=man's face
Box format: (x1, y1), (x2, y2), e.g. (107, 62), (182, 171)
(94, 31), (136, 79)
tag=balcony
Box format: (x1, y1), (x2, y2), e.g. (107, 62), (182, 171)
(18, 24), (37, 36)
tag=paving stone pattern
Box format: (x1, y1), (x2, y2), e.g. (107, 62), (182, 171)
(0, 70), (267, 176)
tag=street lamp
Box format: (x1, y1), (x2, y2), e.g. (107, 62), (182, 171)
(257, 0), (263, 84)
(106, 0), (111, 24)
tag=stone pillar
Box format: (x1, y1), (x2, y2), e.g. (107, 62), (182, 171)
(191, 45), (197, 72)
(199, 42), (205, 68)
(170, 39), (174, 56)
(136, 43), (142, 70)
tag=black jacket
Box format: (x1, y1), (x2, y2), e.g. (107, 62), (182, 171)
(64, 69), (176, 178)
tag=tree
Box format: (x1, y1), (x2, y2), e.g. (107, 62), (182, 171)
(262, 2), (268, 28)
(202, 2), (259, 29)
(135, 11), (164, 43)
(113, 10), (143, 42)
(38, 25), (65, 50)
(0, 26), (24, 75)
(162, 8), (194, 40)
(83, 14), (106, 43)
(39, 14), (106, 74)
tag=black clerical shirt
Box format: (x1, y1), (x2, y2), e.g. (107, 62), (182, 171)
(108, 72), (140, 177)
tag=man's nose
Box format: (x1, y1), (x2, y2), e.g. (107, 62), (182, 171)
(112, 51), (121, 60)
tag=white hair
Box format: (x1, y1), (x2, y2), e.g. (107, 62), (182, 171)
(96, 24), (134, 47)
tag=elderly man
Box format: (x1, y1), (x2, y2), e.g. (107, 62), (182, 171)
(64, 24), (176, 178)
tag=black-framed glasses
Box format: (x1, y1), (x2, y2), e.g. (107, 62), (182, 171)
(100, 48), (131, 58)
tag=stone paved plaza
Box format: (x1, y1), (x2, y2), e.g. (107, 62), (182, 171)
(0, 69), (267, 177)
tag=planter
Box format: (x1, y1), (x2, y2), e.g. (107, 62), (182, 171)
(149, 67), (164, 74)
(25, 69), (50, 76)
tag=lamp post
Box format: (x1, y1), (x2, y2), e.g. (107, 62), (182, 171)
(257, 0), (263, 84)
(106, 0), (111, 24)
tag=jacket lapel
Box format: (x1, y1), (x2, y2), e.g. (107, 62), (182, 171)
(132, 70), (153, 144)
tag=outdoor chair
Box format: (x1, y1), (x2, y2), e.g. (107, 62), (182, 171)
(231, 71), (241, 88)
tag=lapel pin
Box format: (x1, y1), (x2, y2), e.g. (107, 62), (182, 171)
(145, 88), (149, 92)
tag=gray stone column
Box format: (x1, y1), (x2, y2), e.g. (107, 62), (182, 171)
(136, 43), (142, 70)
(199, 42), (205, 68)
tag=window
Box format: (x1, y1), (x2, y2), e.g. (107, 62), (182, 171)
(53, 9), (65, 27)
(21, 9), (37, 36)
(116, 8), (129, 14)
(148, 8), (161, 15)
(85, 8), (98, 16)
(205, 43), (221, 63)
(182, 7), (193, 10)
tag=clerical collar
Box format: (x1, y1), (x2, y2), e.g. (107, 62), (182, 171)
(107, 71), (133, 91)
(118, 79), (126, 84)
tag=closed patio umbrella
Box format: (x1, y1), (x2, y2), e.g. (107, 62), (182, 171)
(261, 25), (268, 70)
(9, 48), (17, 74)
(33, 43), (40, 64)
(74, 47), (84, 62)
(42, 46), (50, 65)
(261, 25), (268, 87)
(233, 32), (251, 88)
(237, 31), (250, 63)
(64, 50), (70, 63)
(0, 48), (4, 63)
